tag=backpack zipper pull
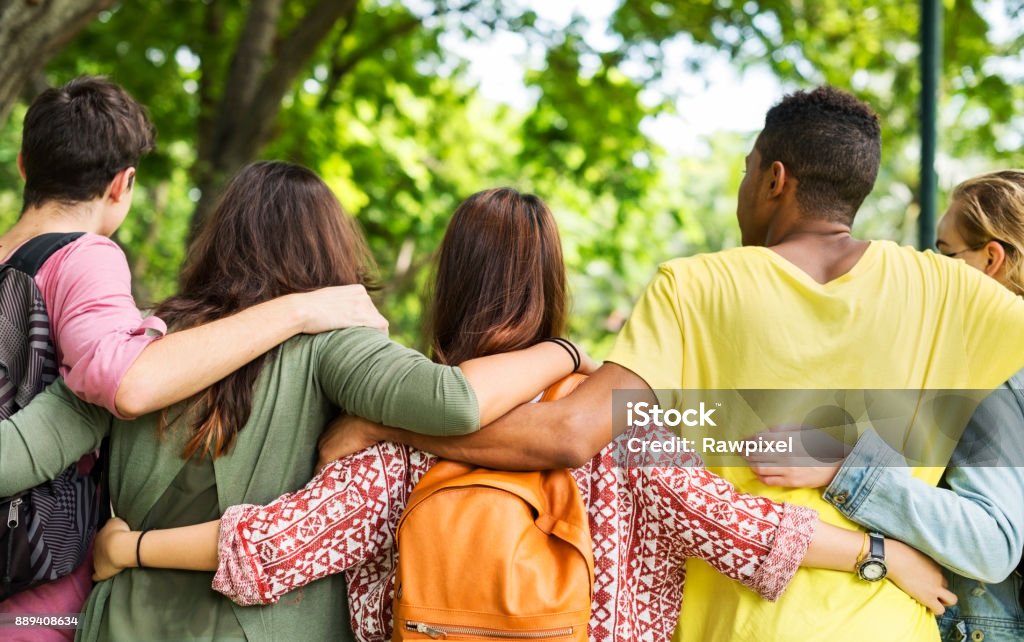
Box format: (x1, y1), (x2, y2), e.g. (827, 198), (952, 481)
(412, 622), (447, 639)
(7, 498), (21, 528)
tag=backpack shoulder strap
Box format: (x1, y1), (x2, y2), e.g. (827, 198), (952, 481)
(539, 373), (587, 402)
(6, 232), (86, 277)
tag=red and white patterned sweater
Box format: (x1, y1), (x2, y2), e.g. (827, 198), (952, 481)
(212, 427), (817, 642)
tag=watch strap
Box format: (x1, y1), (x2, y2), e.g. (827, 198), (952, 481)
(868, 532), (885, 559)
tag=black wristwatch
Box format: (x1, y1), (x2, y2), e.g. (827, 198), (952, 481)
(856, 532), (887, 581)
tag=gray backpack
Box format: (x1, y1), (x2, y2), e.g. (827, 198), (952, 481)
(0, 232), (99, 600)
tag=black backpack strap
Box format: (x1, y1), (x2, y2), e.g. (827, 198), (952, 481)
(6, 232), (86, 277)
(95, 436), (112, 525)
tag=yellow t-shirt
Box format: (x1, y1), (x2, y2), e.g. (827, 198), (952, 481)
(606, 241), (1024, 642)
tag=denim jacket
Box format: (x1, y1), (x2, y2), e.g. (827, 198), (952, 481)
(823, 374), (1024, 642)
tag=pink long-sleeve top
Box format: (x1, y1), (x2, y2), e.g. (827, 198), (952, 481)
(212, 423), (818, 642)
(0, 233), (166, 642)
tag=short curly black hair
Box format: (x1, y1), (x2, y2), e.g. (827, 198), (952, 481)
(757, 86), (881, 224)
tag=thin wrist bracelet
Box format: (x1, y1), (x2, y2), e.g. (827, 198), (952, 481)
(136, 529), (152, 569)
(540, 337), (580, 372)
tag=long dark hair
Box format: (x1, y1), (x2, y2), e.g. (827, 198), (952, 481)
(156, 161), (376, 459)
(428, 188), (567, 366)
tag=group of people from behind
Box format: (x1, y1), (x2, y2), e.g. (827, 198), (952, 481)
(0, 76), (1023, 642)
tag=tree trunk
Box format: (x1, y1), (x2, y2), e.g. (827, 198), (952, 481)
(187, 0), (358, 242)
(0, 0), (114, 124)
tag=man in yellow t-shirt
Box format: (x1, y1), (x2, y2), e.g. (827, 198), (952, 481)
(359, 87), (1024, 640)
(601, 87), (1024, 641)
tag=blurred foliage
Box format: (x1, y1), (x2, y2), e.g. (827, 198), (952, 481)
(613, 0), (1024, 245)
(0, 0), (1022, 357)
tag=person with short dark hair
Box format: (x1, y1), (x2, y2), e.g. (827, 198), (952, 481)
(18, 76), (156, 212)
(336, 87), (1024, 641)
(0, 77), (385, 640)
(749, 85), (881, 227)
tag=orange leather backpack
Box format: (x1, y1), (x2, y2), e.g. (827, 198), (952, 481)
(392, 374), (593, 641)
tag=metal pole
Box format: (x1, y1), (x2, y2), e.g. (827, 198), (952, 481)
(919, 0), (942, 250)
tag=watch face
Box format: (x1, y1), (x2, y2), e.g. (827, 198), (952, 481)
(858, 560), (887, 581)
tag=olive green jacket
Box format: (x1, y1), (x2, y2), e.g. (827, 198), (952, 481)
(0, 327), (479, 641)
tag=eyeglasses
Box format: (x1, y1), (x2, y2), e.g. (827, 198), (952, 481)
(937, 237), (999, 257)
(938, 239), (1014, 259)
(938, 242), (988, 258)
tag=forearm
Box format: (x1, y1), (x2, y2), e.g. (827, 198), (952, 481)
(99, 448), (405, 605)
(0, 380), (109, 495)
(801, 522), (863, 572)
(802, 521), (955, 615)
(115, 450), (394, 580)
(371, 401), (581, 470)
(111, 521), (220, 572)
(459, 342), (576, 425)
(367, 363), (642, 470)
(115, 295), (306, 417)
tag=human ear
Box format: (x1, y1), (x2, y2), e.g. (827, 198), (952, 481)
(768, 161), (786, 196)
(109, 168), (136, 202)
(983, 240), (1007, 279)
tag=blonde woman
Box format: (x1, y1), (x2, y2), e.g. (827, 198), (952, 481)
(936, 170), (1024, 294)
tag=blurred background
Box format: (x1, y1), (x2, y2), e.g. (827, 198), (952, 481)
(0, 0), (1022, 355)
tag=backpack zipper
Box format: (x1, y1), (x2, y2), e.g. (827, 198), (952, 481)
(7, 499), (20, 529)
(3, 498), (22, 591)
(405, 621), (574, 639)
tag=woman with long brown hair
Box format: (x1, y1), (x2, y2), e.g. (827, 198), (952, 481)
(89, 187), (950, 641)
(0, 166), (594, 641)
(426, 189), (568, 366)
